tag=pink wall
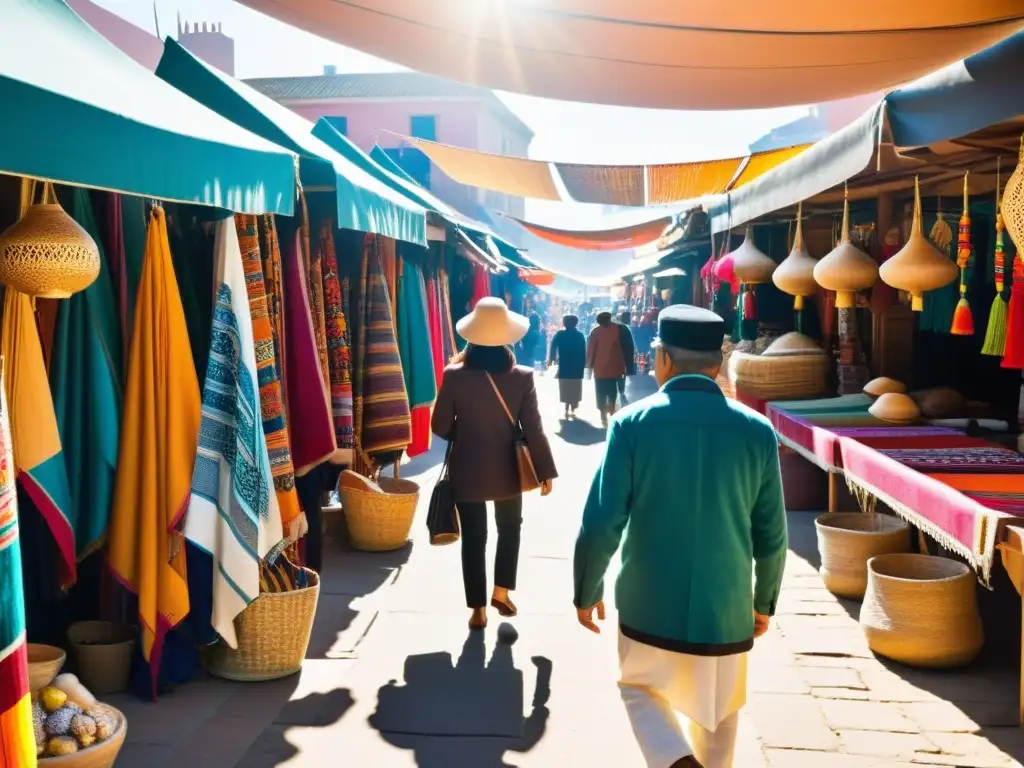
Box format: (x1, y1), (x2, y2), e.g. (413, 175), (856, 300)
(66, 0), (164, 70)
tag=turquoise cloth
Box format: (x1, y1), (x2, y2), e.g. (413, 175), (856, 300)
(574, 375), (788, 650)
(397, 256), (438, 410)
(50, 188), (122, 559)
(1, 1), (295, 215)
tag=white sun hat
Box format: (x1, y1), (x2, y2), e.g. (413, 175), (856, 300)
(455, 297), (530, 347)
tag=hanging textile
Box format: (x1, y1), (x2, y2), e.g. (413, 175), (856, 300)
(120, 195), (148, 349)
(397, 254), (438, 457)
(1, 287), (74, 587)
(438, 267), (458, 363)
(378, 235), (399, 323)
(49, 188), (122, 563)
(283, 228), (336, 476)
(185, 218), (284, 649)
(34, 299), (58, 373)
(300, 196), (330, 393)
(106, 194), (130, 361)
(107, 206), (200, 699)
(471, 265), (490, 308)
(357, 236), (412, 461)
(424, 273), (446, 386)
(0, 366), (36, 768)
(319, 221), (355, 462)
(169, 218), (214, 384)
(236, 216), (306, 545)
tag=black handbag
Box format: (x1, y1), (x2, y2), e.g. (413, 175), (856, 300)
(427, 440), (460, 545)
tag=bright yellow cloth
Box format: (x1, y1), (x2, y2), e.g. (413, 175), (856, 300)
(107, 207), (200, 678)
(0, 694), (36, 768)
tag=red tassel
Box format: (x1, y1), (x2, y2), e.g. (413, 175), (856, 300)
(1002, 268), (1024, 369)
(742, 287), (756, 320)
(950, 297), (974, 336)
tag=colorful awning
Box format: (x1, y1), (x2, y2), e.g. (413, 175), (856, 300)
(509, 215), (673, 251)
(2, 0), (296, 214)
(399, 135), (809, 206)
(156, 39), (427, 245)
(235, 1), (1024, 110)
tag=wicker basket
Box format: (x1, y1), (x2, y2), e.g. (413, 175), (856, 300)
(815, 513), (910, 599)
(728, 350), (830, 401)
(39, 705), (126, 768)
(205, 567), (320, 682)
(860, 553), (984, 668)
(340, 473), (419, 552)
(28, 644), (66, 693)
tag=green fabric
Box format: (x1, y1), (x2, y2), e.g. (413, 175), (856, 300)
(1, 1), (295, 215)
(156, 40), (427, 246)
(49, 190), (121, 559)
(121, 195), (147, 343)
(574, 375), (788, 647)
(397, 257), (438, 409)
(168, 218), (214, 385)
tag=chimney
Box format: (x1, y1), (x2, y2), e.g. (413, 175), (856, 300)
(323, 64), (338, 76)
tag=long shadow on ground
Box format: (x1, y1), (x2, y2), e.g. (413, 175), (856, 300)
(369, 630), (552, 767)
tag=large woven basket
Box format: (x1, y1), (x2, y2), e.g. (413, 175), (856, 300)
(860, 553), (984, 668)
(340, 473), (419, 552)
(39, 705), (126, 768)
(729, 350), (829, 401)
(205, 567), (320, 682)
(815, 513), (910, 599)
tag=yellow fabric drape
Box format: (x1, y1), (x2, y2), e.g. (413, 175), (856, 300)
(107, 207), (200, 692)
(647, 158), (744, 205)
(731, 144), (813, 190)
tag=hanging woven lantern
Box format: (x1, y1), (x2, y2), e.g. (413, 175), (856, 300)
(879, 176), (958, 312)
(813, 188), (878, 309)
(0, 201), (100, 298)
(731, 225), (776, 285)
(773, 202), (818, 310)
(1003, 134), (1024, 254)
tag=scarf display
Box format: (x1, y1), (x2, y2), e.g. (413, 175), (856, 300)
(259, 216), (287, 394)
(357, 236), (412, 462)
(49, 188), (122, 563)
(283, 229), (336, 476)
(471, 264), (491, 308)
(1, 288), (74, 588)
(378, 235), (399, 323)
(0, 371), (36, 768)
(397, 254), (437, 457)
(107, 206), (200, 699)
(185, 218), (283, 649)
(236, 216), (305, 545)
(300, 197), (330, 393)
(319, 220), (355, 461)
(438, 267), (458, 363)
(424, 273), (446, 386)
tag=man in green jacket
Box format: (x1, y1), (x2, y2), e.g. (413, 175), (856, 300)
(573, 304), (788, 768)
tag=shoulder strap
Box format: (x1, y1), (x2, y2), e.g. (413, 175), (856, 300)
(485, 373), (516, 427)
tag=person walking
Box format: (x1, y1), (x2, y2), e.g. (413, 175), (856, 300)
(516, 312), (543, 370)
(547, 314), (586, 419)
(431, 298), (558, 630)
(572, 305), (788, 768)
(586, 311), (627, 427)
(617, 311), (637, 406)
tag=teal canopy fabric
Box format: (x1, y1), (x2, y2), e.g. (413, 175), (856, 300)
(0, 0), (296, 215)
(157, 40), (427, 246)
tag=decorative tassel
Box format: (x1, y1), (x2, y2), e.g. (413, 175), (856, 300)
(981, 294), (1008, 356)
(1002, 259), (1024, 369)
(951, 173), (974, 335)
(995, 211), (1006, 294)
(742, 285), (757, 320)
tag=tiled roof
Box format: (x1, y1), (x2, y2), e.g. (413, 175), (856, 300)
(244, 72), (533, 139)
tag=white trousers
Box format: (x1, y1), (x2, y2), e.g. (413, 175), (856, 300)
(618, 631), (746, 768)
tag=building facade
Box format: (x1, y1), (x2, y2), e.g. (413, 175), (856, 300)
(246, 71), (534, 219)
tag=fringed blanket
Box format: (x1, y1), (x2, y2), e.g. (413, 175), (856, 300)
(108, 207), (200, 698)
(319, 220), (355, 459)
(259, 216), (287, 393)
(358, 236), (412, 460)
(397, 254), (437, 457)
(300, 195), (330, 393)
(185, 218), (283, 649)
(235, 216), (305, 545)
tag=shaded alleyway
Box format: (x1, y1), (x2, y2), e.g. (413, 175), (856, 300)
(112, 373), (1024, 766)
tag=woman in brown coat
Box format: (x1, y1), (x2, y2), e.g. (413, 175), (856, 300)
(432, 298), (558, 629)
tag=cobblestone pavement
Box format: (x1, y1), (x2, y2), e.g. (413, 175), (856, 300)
(111, 374), (1024, 766)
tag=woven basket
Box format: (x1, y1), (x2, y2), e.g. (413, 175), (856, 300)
(205, 567), (320, 682)
(340, 474), (419, 552)
(815, 513), (910, 599)
(0, 203), (100, 299)
(28, 644), (66, 693)
(39, 705), (126, 768)
(860, 553), (984, 668)
(728, 350), (829, 401)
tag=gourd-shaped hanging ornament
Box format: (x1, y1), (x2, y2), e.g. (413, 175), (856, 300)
(1003, 134), (1024, 253)
(879, 176), (958, 311)
(0, 181), (99, 298)
(730, 224), (775, 322)
(813, 185), (878, 309)
(772, 202), (818, 310)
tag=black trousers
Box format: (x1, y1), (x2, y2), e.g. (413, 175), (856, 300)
(458, 496), (523, 608)
(295, 463), (344, 574)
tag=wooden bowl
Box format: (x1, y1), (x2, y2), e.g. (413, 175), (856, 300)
(39, 706), (126, 768)
(27, 644), (66, 693)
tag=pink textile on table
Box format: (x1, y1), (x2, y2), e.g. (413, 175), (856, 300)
(767, 410), (843, 471)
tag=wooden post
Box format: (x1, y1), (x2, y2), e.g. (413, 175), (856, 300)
(393, 461), (400, 480)
(828, 472), (838, 513)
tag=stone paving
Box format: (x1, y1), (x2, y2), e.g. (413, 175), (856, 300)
(109, 374), (1024, 766)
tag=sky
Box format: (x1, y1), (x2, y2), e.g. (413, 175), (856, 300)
(94, 0), (811, 224)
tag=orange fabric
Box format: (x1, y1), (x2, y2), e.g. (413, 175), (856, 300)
(647, 158), (743, 205)
(513, 217), (672, 252)
(925, 473), (1024, 494)
(0, 694), (35, 768)
(107, 207), (200, 691)
(556, 163), (645, 206)
(731, 144), (813, 189)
